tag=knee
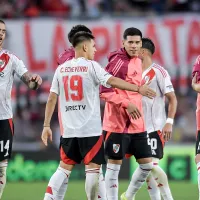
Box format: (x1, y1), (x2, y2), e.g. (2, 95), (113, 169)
(140, 162), (153, 171)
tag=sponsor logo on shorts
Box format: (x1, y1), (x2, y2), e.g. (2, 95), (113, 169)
(113, 144), (120, 153)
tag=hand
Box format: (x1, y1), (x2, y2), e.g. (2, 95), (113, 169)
(127, 103), (142, 120)
(139, 83), (156, 99)
(41, 127), (52, 146)
(29, 74), (42, 89)
(162, 123), (172, 142)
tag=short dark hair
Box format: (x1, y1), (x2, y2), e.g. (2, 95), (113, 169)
(68, 25), (92, 44)
(71, 31), (95, 47)
(123, 27), (142, 40)
(0, 19), (5, 25)
(142, 38), (155, 55)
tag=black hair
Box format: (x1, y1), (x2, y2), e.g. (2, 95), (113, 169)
(142, 38), (155, 55)
(68, 25), (92, 44)
(71, 31), (94, 47)
(0, 19), (5, 25)
(123, 27), (142, 40)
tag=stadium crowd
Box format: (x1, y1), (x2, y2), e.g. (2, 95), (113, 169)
(0, 0), (200, 19)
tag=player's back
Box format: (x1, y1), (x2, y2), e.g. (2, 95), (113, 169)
(142, 63), (174, 133)
(52, 57), (111, 138)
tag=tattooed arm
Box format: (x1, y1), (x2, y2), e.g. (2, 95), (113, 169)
(21, 71), (42, 90)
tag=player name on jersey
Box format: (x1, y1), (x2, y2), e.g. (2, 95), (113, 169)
(65, 105), (86, 112)
(60, 66), (88, 73)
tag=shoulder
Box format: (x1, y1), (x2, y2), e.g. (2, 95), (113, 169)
(152, 64), (168, 78)
(90, 60), (101, 67)
(57, 48), (75, 65)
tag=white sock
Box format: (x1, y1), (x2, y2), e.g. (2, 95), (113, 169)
(85, 168), (100, 200)
(44, 166), (71, 200)
(151, 161), (173, 200)
(125, 162), (153, 200)
(55, 176), (69, 200)
(146, 173), (161, 200)
(105, 163), (121, 200)
(98, 166), (107, 200)
(197, 162), (200, 200)
(0, 161), (8, 199)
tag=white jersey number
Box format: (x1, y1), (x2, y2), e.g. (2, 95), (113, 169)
(63, 75), (83, 101)
(0, 140), (10, 157)
(148, 138), (157, 150)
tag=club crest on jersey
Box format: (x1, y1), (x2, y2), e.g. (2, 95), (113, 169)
(0, 60), (5, 68)
(113, 144), (120, 153)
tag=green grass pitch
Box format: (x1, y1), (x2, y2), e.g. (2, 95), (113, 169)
(3, 181), (198, 200)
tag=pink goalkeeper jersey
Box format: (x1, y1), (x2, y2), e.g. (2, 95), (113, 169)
(100, 48), (145, 134)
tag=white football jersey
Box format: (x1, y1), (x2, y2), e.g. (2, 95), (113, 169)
(142, 63), (174, 133)
(50, 57), (112, 138)
(0, 49), (28, 120)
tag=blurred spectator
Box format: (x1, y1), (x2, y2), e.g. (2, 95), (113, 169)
(1, 0), (200, 18)
(24, 0), (41, 17)
(40, 0), (71, 17)
(0, 0), (15, 18)
(168, 0), (200, 12)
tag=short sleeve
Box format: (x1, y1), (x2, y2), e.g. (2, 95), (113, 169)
(12, 55), (28, 77)
(50, 69), (60, 95)
(90, 61), (112, 88)
(157, 68), (174, 95)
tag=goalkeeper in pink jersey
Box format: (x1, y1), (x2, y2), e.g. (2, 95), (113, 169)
(192, 55), (200, 200)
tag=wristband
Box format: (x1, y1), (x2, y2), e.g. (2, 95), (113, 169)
(166, 118), (174, 125)
(43, 125), (50, 127)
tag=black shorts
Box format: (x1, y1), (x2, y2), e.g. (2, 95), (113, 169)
(126, 132), (152, 160)
(196, 130), (200, 155)
(0, 119), (14, 161)
(60, 135), (105, 165)
(104, 131), (152, 160)
(148, 131), (165, 159)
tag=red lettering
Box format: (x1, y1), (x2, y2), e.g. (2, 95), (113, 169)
(24, 23), (47, 72)
(92, 27), (109, 62)
(187, 20), (200, 64)
(52, 23), (67, 70)
(164, 19), (184, 65)
(145, 23), (164, 65)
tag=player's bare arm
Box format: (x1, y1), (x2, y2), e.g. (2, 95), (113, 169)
(21, 72), (42, 90)
(107, 76), (156, 97)
(162, 91), (177, 141)
(41, 92), (58, 146)
(107, 76), (156, 99)
(192, 72), (200, 92)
